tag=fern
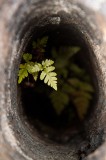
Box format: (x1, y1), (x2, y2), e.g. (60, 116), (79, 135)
(50, 46), (94, 117)
(40, 59), (57, 90)
(68, 78), (94, 92)
(32, 36), (48, 49)
(23, 53), (32, 62)
(73, 97), (90, 120)
(52, 47), (80, 60)
(67, 78), (94, 119)
(70, 63), (85, 76)
(18, 64), (28, 84)
(39, 36), (48, 47)
(18, 55), (57, 90)
(28, 63), (43, 73)
(50, 91), (69, 114)
(18, 54), (34, 83)
(18, 36), (57, 90)
(42, 59), (54, 67)
(50, 74), (94, 117)
(52, 47), (80, 79)
(18, 36), (94, 119)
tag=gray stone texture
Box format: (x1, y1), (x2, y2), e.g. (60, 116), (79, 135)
(0, 0), (106, 159)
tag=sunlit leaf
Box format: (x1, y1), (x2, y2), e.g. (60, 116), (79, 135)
(42, 59), (54, 67)
(18, 64), (28, 83)
(32, 72), (39, 81)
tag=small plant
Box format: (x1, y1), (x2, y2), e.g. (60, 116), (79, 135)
(18, 36), (94, 120)
(18, 54), (57, 90)
(50, 47), (94, 119)
(18, 37), (57, 90)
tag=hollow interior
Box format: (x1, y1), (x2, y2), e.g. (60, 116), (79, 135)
(19, 24), (98, 144)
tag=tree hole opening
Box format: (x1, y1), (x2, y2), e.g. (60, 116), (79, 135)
(19, 24), (98, 144)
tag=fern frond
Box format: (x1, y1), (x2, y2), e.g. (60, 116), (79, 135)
(42, 59), (54, 68)
(32, 72), (39, 81)
(79, 82), (94, 92)
(68, 78), (80, 88)
(27, 63), (43, 73)
(19, 64), (26, 69)
(19, 58), (57, 90)
(73, 97), (90, 120)
(45, 66), (55, 72)
(33, 36), (48, 49)
(39, 59), (57, 90)
(68, 78), (94, 93)
(32, 37), (48, 49)
(50, 91), (69, 114)
(40, 70), (57, 90)
(71, 91), (92, 100)
(18, 64), (28, 84)
(38, 36), (48, 47)
(58, 47), (79, 60)
(62, 83), (76, 94)
(23, 53), (32, 62)
(66, 47), (80, 58)
(40, 71), (46, 80)
(70, 63), (85, 76)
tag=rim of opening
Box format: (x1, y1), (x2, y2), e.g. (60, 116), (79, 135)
(4, 10), (104, 160)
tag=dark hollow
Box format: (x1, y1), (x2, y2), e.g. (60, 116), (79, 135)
(2, 1), (105, 160)
(20, 25), (98, 144)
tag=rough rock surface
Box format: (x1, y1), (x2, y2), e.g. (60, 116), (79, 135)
(0, 0), (106, 160)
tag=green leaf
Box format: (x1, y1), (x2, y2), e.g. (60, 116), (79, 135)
(40, 59), (57, 90)
(59, 46), (80, 60)
(74, 97), (90, 120)
(50, 91), (69, 114)
(68, 78), (81, 88)
(67, 46), (80, 57)
(32, 72), (39, 81)
(38, 36), (48, 47)
(52, 47), (80, 74)
(35, 36), (48, 49)
(42, 59), (54, 68)
(62, 83), (76, 94)
(79, 82), (94, 92)
(72, 91), (92, 100)
(23, 53), (32, 62)
(40, 71), (46, 80)
(18, 64), (28, 83)
(55, 58), (67, 69)
(41, 71), (57, 90)
(68, 78), (94, 92)
(45, 66), (55, 72)
(70, 63), (85, 76)
(19, 64), (26, 69)
(28, 63), (43, 73)
(32, 36), (48, 52)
